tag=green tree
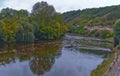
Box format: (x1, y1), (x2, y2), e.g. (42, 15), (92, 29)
(0, 1), (67, 43)
(0, 18), (19, 42)
(31, 1), (67, 40)
(16, 18), (35, 43)
(1, 8), (29, 19)
(113, 19), (120, 46)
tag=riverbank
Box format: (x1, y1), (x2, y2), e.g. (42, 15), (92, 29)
(104, 45), (120, 76)
(91, 50), (114, 76)
(91, 45), (120, 76)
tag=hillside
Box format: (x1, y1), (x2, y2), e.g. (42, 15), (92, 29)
(63, 5), (120, 27)
(63, 5), (120, 38)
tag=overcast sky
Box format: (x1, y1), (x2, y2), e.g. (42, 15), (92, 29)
(0, 0), (120, 13)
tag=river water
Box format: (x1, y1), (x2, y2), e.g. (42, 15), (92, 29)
(0, 35), (112, 76)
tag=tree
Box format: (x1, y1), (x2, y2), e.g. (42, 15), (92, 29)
(16, 18), (35, 43)
(0, 8), (14, 18)
(0, 1), (67, 43)
(0, 18), (19, 42)
(14, 9), (29, 19)
(113, 19), (120, 46)
(31, 1), (67, 40)
(0, 21), (4, 44)
(0, 8), (29, 19)
(31, 1), (55, 16)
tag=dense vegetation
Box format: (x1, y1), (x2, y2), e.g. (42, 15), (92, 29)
(113, 19), (120, 46)
(63, 5), (120, 38)
(0, 1), (67, 43)
(91, 19), (120, 76)
(64, 5), (120, 26)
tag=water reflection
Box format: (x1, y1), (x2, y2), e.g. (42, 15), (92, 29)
(0, 44), (16, 66)
(0, 41), (62, 76)
(0, 38), (110, 76)
(29, 55), (54, 75)
(29, 43), (61, 76)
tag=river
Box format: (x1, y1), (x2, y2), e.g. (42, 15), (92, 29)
(0, 35), (112, 76)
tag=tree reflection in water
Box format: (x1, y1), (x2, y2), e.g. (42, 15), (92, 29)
(0, 41), (62, 76)
(29, 42), (62, 76)
(0, 44), (16, 66)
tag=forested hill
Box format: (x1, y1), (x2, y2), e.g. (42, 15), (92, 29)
(63, 5), (120, 27)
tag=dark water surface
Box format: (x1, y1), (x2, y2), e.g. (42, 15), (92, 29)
(0, 36), (111, 76)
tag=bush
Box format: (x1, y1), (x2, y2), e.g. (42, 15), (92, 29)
(89, 30), (113, 39)
(88, 30), (98, 37)
(99, 30), (113, 39)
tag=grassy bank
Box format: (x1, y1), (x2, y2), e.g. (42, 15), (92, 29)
(91, 45), (120, 76)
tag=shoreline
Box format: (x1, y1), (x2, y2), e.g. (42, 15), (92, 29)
(104, 46), (120, 76)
